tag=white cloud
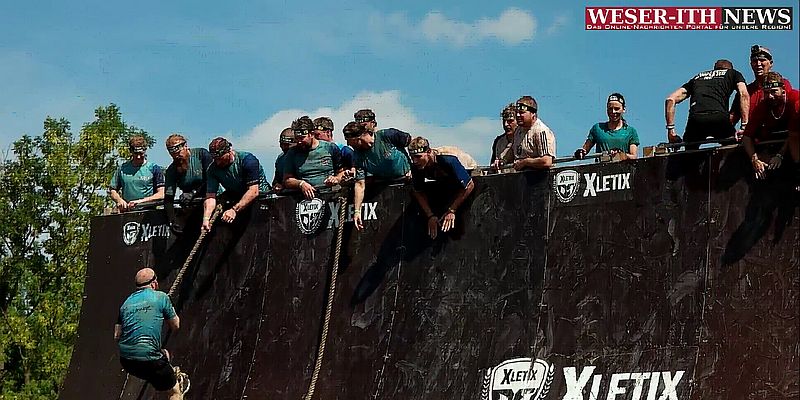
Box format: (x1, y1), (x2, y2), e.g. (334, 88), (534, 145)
(545, 14), (569, 36)
(237, 90), (498, 179)
(371, 8), (536, 48)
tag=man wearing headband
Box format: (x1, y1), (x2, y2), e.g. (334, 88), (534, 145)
(282, 116), (344, 199)
(407, 136), (474, 239)
(202, 137), (270, 231)
(272, 127), (296, 191)
(665, 59), (749, 149)
(109, 136), (165, 212)
(490, 103), (517, 170)
(512, 95), (557, 170)
(163, 134), (212, 231)
(575, 93), (640, 160)
(314, 116), (355, 178)
(742, 72), (800, 179)
(731, 45), (794, 131)
(344, 118), (412, 230)
(115, 268), (188, 399)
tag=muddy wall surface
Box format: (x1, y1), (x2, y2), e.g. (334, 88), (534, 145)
(60, 146), (798, 400)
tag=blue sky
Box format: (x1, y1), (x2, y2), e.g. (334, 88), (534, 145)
(1, 0), (797, 177)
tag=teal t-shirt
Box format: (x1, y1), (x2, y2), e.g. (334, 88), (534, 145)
(117, 288), (176, 361)
(207, 151), (270, 196)
(164, 148), (212, 198)
(353, 128), (411, 181)
(587, 122), (640, 153)
(273, 152), (287, 186)
(283, 141), (342, 187)
(110, 160), (165, 202)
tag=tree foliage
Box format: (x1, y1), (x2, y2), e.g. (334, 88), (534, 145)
(0, 104), (151, 399)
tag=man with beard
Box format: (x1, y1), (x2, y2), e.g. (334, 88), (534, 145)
(491, 103), (517, 169)
(742, 72), (800, 179)
(512, 96), (557, 171)
(272, 127), (295, 191)
(313, 116), (354, 179)
(202, 137), (270, 231)
(731, 45), (794, 135)
(344, 119), (411, 230)
(163, 134), (212, 231)
(282, 116), (344, 199)
(408, 136), (474, 239)
(109, 136), (165, 212)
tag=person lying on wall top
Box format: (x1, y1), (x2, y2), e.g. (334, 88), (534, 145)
(344, 114), (412, 231)
(109, 135), (165, 213)
(408, 136), (475, 240)
(574, 93), (640, 161)
(202, 137), (270, 231)
(281, 116), (344, 199)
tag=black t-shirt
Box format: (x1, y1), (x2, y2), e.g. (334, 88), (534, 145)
(681, 68), (745, 115)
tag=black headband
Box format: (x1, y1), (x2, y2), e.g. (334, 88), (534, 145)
(355, 116), (374, 123)
(408, 145), (430, 155)
(315, 125), (332, 131)
(130, 146), (147, 154)
(764, 80), (784, 89)
(293, 129), (311, 138)
(136, 275), (157, 287)
(607, 95), (625, 106)
(166, 141), (186, 154)
(280, 135), (295, 144)
(516, 103), (537, 113)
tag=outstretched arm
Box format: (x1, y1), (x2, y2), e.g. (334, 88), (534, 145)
(665, 87), (688, 142)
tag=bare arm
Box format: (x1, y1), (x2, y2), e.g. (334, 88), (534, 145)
(137, 186), (165, 204)
(448, 180), (475, 212)
(736, 82), (750, 126)
(202, 196), (217, 231)
(353, 179), (365, 230)
(108, 189), (127, 210)
(412, 189), (439, 239)
(167, 315), (180, 331)
(232, 184), (259, 212)
(515, 155), (553, 170)
(581, 139), (593, 153)
(626, 144), (638, 159)
(665, 88), (689, 142)
(114, 324), (122, 341)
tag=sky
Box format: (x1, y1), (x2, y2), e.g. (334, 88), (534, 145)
(1, 0), (797, 179)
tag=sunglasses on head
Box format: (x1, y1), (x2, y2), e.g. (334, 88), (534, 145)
(166, 141), (186, 154)
(516, 103), (537, 113)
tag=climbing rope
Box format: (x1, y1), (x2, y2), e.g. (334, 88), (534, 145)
(118, 204), (223, 400)
(167, 204), (223, 299)
(304, 194), (348, 400)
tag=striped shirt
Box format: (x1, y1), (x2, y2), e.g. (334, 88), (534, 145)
(512, 119), (556, 161)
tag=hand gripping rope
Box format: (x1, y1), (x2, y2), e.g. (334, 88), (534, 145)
(303, 194), (348, 400)
(117, 204), (223, 400)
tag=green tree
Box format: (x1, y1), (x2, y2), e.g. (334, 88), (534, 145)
(0, 104), (151, 399)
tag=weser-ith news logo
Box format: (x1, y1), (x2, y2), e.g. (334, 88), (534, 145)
(586, 7), (793, 30)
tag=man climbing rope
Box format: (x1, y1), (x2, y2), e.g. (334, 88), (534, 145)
(114, 268), (189, 399)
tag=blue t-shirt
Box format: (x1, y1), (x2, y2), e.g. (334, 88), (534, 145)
(117, 288), (177, 361)
(411, 155), (472, 192)
(110, 160), (165, 202)
(339, 143), (355, 170)
(164, 148), (212, 199)
(283, 141), (342, 187)
(353, 128), (411, 181)
(587, 123), (640, 153)
(207, 151), (270, 196)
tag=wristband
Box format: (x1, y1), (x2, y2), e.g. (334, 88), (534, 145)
(775, 154), (783, 160)
(203, 216), (211, 220)
(666, 124), (675, 129)
(447, 208), (456, 214)
(354, 210), (362, 216)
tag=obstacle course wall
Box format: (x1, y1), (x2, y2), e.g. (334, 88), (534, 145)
(59, 146), (799, 400)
